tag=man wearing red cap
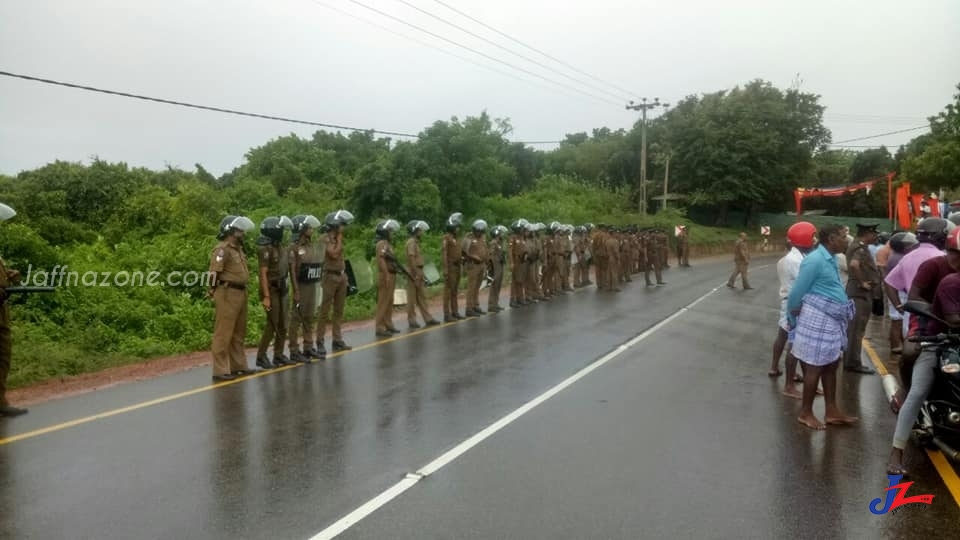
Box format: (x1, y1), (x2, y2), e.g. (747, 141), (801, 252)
(771, 222), (817, 399)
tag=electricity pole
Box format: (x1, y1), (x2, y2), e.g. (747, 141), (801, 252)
(663, 151), (671, 210)
(626, 98), (669, 215)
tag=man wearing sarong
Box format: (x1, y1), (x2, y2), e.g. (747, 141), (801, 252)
(786, 224), (859, 430)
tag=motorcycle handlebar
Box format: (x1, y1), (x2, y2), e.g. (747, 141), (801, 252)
(908, 334), (960, 343)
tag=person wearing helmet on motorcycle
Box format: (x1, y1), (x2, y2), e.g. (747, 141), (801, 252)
(0, 202), (28, 416)
(887, 226), (960, 476)
(441, 212), (464, 321)
(317, 210), (355, 354)
(374, 219), (401, 337)
(772, 221), (817, 399)
(256, 215), (294, 369)
(786, 224), (859, 430)
(509, 219), (529, 307)
(464, 219), (489, 316)
(843, 223), (882, 374)
(288, 215), (324, 363)
(208, 214), (256, 381)
(405, 220), (440, 329)
(487, 225), (507, 312)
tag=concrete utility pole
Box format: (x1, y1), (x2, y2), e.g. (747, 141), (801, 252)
(626, 98), (669, 215)
(662, 151), (671, 210)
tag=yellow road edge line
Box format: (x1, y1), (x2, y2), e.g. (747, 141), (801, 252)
(0, 285), (594, 446)
(863, 339), (960, 510)
(926, 449), (960, 509)
(0, 318), (467, 446)
(861, 340), (889, 376)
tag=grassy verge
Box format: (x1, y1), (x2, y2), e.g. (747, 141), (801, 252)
(5, 224), (753, 389)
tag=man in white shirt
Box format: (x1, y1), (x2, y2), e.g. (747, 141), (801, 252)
(770, 221), (818, 399)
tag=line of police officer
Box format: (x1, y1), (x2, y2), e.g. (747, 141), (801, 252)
(207, 210), (678, 382)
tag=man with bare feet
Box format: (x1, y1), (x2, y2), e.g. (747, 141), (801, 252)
(786, 224), (859, 430)
(772, 221), (816, 399)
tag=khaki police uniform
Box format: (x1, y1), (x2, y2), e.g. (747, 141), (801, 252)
(488, 235), (505, 311)
(375, 238), (398, 334)
(209, 241), (250, 376)
(604, 232), (621, 291)
(727, 237), (751, 289)
(0, 258), (15, 408)
(525, 234), (541, 300)
(441, 232), (462, 318)
(464, 233), (488, 313)
(844, 239), (882, 369)
(405, 236), (436, 326)
(317, 230), (348, 346)
(593, 230), (608, 290)
(257, 242), (290, 360)
(677, 228), (690, 266)
(510, 233), (528, 305)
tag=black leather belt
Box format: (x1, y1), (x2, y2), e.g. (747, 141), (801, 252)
(269, 278), (287, 290)
(218, 281), (246, 291)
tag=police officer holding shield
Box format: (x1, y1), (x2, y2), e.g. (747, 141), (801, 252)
(288, 215), (323, 363)
(317, 210), (355, 354)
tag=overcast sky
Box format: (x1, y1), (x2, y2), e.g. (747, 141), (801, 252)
(1, 0), (957, 177)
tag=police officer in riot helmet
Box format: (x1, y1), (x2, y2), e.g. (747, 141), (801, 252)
(405, 220), (440, 328)
(317, 209), (355, 353)
(374, 219), (402, 337)
(441, 212), (464, 320)
(464, 219), (489, 315)
(288, 214), (324, 362)
(209, 215), (256, 381)
(256, 216), (294, 369)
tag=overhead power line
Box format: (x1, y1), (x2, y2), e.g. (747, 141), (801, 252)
(308, 0), (611, 106)
(390, 0), (631, 103)
(342, 0), (622, 107)
(0, 70), (420, 138)
(429, 0), (640, 101)
(831, 125), (929, 144)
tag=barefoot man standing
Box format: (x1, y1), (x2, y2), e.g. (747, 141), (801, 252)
(786, 224), (859, 430)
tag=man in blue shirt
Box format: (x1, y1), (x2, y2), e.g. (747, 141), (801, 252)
(787, 224), (859, 430)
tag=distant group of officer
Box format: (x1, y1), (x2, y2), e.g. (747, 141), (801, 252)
(206, 210), (689, 382)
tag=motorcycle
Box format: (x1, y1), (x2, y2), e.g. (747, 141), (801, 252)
(902, 300), (960, 462)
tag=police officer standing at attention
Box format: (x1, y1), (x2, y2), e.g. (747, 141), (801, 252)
(727, 232), (752, 289)
(487, 225), (507, 312)
(441, 212), (464, 321)
(405, 220), (440, 329)
(287, 214), (323, 363)
(374, 219), (402, 337)
(844, 223), (881, 374)
(676, 226), (691, 267)
(256, 215), (294, 369)
(464, 219), (489, 316)
(0, 202), (28, 416)
(317, 210), (355, 354)
(509, 219), (529, 307)
(208, 215), (256, 381)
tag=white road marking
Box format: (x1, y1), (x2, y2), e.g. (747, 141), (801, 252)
(308, 283), (724, 540)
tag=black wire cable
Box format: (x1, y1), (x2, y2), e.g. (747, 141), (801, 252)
(430, 0), (640, 101)
(391, 0), (631, 103)
(831, 125), (929, 144)
(0, 70), (421, 138)
(308, 0), (611, 106)
(343, 0), (622, 107)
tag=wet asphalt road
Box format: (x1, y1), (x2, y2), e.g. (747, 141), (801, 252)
(1, 256), (958, 539)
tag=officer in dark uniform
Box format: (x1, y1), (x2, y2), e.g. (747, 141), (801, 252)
(288, 214), (323, 363)
(256, 215), (294, 369)
(844, 223), (881, 374)
(317, 210), (355, 354)
(509, 219), (529, 307)
(487, 225), (507, 312)
(208, 215), (256, 381)
(0, 202), (28, 416)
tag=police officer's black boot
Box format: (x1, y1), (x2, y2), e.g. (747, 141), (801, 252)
(332, 340), (352, 352)
(289, 351), (308, 363)
(0, 400), (28, 417)
(273, 354), (293, 366)
(316, 340), (327, 359)
(255, 354), (276, 370)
